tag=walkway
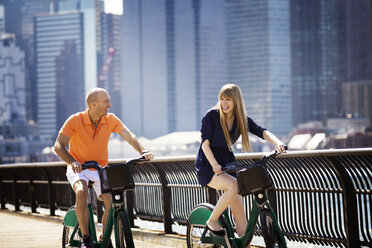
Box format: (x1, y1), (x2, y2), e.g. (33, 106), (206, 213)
(0, 210), (185, 248)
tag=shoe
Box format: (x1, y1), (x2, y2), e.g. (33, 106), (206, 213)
(81, 234), (93, 248)
(99, 234), (113, 248)
(206, 223), (225, 236)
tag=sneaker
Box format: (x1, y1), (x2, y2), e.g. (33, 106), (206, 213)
(81, 234), (93, 248)
(99, 234), (113, 248)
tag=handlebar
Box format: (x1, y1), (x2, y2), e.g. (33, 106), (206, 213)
(217, 146), (288, 176)
(81, 157), (147, 172)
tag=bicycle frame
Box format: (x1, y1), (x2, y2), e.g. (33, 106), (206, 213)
(63, 191), (132, 247)
(190, 191), (286, 248)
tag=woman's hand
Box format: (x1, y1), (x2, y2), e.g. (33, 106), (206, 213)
(275, 143), (287, 154)
(211, 163), (222, 173)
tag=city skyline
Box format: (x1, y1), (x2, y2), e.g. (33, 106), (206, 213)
(0, 0), (371, 163)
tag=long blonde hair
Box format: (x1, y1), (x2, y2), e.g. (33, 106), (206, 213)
(216, 84), (252, 152)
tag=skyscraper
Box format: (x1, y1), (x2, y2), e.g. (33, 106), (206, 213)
(226, 0), (292, 135)
(291, 0), (343, 127)
(0, 35), (26, 123)
(341, 0), (372, 124)
(35, 12), (85, 141)
(99, 12), (123, 119)
(2, 0), (51, 122)
(121, 0), (227, 138)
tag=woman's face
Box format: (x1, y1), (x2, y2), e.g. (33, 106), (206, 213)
(220, 94), (234, 115)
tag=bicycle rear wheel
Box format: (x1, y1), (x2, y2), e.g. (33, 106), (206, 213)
(62, 206), (82, 247)
(116, 210), (134, 248)
(260, 209), (283, 248)
(186, 203), (224, 248)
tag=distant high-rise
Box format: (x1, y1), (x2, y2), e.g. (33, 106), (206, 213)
(226, 0), (292, 135)
(291, 0), (343, 127)
(0, 5), (4, 35)
(2, 0), (51, 122)
(121, 0), (227, 138)
(35, 12), (85, 141)
(341, 0), (372, 124)
(0, 36), (26, 123)
(100, 13), (122, 119)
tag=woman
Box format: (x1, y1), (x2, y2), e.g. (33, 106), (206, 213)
(195, 84), (286, 239)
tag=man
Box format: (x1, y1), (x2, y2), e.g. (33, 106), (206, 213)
(54, 88), (154, 248)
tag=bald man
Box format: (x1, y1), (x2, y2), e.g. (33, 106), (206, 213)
(54, 88), (154, 248)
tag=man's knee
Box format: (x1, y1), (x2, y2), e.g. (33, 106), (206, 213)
(73, 181), (88, 200)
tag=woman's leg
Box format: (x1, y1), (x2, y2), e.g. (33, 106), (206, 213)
(230, 194), (247, 236)
(207, 173), (242, 231)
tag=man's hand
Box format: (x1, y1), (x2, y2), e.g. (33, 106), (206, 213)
(141, 151), (154, 161)
(71, 161), (82, 173)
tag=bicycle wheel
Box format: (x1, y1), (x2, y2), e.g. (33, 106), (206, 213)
(116, 210), (134, 248)
(186, 203), (224, 248)
(62, 206), (82, 248)
(260, 209), (283, 248)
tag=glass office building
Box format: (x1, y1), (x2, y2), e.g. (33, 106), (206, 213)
(35, 12), (85, 141)
(121, 0), (227, 138)
(226, 0), (292, 135)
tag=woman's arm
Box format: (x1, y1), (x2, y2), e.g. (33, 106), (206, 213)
(201, 140), (222, 173)
(263, 130), (286, 153)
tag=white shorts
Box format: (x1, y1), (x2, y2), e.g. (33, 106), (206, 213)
(66, 165), (103, 201)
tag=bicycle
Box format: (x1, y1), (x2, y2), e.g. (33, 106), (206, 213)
(62, 157), (145, 248)
(187, 148), (287, 248)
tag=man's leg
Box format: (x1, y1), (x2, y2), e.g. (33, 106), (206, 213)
(73, 180), (90, 236)
(100, 193), (112, 234)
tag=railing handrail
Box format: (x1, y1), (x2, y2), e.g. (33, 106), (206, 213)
(1, 148), (371, 168)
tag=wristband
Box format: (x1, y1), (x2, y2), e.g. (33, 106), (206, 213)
(141, 150), (150, 155)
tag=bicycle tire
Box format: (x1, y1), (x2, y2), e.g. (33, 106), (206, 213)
(260, 209), (283, 248)
(62, 206), (82, 248)
(186, 203), (224, 248)
(116, 210), (134, 248)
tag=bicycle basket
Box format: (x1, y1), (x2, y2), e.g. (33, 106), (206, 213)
(236, 160), (273, 196)
(99, 164), (134, 193)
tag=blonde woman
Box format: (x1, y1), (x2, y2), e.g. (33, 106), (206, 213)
(195, 84), (286, 239)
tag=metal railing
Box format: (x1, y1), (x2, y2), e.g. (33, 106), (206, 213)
(0, 148), (371, 247)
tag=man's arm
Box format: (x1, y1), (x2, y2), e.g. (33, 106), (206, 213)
(54, 134), (82, 172)
(119, 127), (154, 160)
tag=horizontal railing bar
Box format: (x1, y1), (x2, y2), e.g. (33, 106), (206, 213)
(134, 214), (163, 222)
(166, 184), (202, 188)
(134, 183), (161, 187)
(274, 187), (343, 193)
(282, 232), (346, 244)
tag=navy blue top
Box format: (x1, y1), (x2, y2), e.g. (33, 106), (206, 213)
(195, 108), (267, 186)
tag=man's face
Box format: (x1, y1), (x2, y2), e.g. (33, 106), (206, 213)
(95, 91), (112, 117)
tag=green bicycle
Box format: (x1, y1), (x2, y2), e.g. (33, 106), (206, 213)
(187, 148), (287, 248)
(62, 157), (145, 248)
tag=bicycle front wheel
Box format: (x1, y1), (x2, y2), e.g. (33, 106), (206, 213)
(116, 210), (134, 248)
(260, 209), (284, 248)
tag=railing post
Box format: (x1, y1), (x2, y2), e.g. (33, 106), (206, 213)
(12, 170), (20, 211)
(42, 168), (55, 216)
(0, 179), (5, 209)
(30, 179), (37, 213)
(327, 157), (361, 247)
(151, 163), (173, 234)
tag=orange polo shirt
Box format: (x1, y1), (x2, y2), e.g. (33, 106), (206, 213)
(59, 110), (125, 167)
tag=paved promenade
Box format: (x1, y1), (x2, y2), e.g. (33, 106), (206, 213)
(0, 210), (186, 248)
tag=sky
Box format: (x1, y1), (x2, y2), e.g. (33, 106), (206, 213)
(104, 0), (123, 15)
